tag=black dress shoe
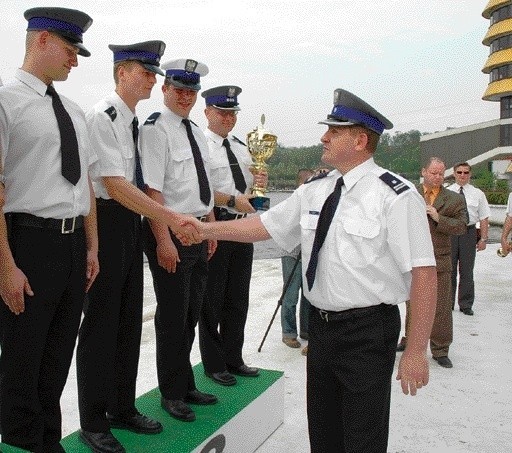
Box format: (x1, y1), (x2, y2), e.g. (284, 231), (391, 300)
(227, 364), (260, 377)
(107, 412), (163, 434)
(185, 389), (218, 405)
(79, 429), (126, 453)
(433, 356), (453, 368)
(161, 398), (195, 422)
(461, 308), (474, 316)
(205, 370), (237, 386)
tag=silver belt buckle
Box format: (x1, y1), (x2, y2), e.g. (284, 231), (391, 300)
(61, 217), (76, 234)
(319, 309), (329, 322)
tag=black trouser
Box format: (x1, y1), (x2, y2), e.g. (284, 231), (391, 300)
(142, 218), (208, 400)
(77, 202), (143, 433)
(307, 304), (400, 453)
(0, 224), (86, 452)
(199, 240), (254, 373)
(451, 227), (477, 310)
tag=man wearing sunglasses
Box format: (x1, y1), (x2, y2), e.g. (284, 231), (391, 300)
(447, 162), (490, 316)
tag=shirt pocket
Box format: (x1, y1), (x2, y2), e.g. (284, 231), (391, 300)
(171, 150), (196, 181)
(340, 216), (381, 267)
(342, 217), (380, 239)
(300, 212), (319, 231)
(120, 142), (134, 176)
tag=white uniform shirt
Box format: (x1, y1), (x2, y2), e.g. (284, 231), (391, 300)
(447, 183), (490, 225)
(260, 158), (436, 311)
(0, 69), (96, 218)
(204, 128), (253, 214)
(88, 92), (137, 199)
(139, 108), (213, 216)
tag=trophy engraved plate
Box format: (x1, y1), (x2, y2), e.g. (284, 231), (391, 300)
(247, 114), (277, 211)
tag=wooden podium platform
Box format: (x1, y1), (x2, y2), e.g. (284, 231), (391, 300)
(0, 364), (284, 453)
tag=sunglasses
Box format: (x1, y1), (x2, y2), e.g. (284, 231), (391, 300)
(456, 171), (470, 174)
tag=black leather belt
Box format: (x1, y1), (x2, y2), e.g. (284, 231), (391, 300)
(96, 198), (120, 207)
(467, 224), (476, 230)
(214, 207), (247, 221)
(316, 303), (389, 322)
(8, 213), (84, 234)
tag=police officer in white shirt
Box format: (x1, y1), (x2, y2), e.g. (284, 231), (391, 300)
(192, 88), (437, 453)
(199, 85), (267, 386)
(139, 58), (218, 423)
(0, 7), (98, 452)
(77, 41), (202, 453)
(447, 162), (490, 316)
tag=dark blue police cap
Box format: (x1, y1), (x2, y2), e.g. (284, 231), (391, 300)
(161, 59), (209, 91)
(24, 7), (93, 57)
(201, 85), (242, 111)
(108, 41), (166, 76)
(319, 88), (393, 135)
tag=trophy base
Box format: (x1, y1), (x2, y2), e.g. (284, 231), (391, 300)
(250, 196), (270, 211)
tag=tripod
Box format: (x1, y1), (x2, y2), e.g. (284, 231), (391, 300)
(258, 253), (301, 352)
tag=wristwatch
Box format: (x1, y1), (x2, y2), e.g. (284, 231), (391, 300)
(227, 195), (236, 208)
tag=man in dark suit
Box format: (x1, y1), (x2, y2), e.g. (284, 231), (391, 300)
(398, 157), (467, 368)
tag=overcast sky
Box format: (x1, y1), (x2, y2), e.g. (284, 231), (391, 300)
(0, 1), (497, 146)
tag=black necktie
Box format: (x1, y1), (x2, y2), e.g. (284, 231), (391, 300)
(182, 119), (211, 205)
(223, 138), (247, 194)
(46, 84), (81, 185)
(459, 186), (470, 225)
(305, 176), (344, 290)
(132, 117), (145, 191)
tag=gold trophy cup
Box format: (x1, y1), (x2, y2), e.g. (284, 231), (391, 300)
(247, 114), (277, 211)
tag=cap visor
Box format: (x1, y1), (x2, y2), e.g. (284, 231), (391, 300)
(213, 105), (241, 111)
(143, 63), (164, 76)
(318, 118), (356, 127)
(73, 41), (90, 57)
(167, 79), (201, 91)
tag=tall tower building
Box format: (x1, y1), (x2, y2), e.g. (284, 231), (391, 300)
(482, 0), (512, 145)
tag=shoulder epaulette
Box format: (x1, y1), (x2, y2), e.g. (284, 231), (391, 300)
(144, 112), (161, 125)
(104, 106), (117, 121)
(379, 172), (410, 195)
(232, 135), (246, 146)
(304, 171), (330, 184)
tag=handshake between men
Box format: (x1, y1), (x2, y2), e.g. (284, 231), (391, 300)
(173, 171), (268, 246)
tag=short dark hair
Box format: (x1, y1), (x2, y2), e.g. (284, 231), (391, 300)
(453, 162), (471, 171)
(348, 125), (380, 152)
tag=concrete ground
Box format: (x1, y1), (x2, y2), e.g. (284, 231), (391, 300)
(59, 243), (512, 452)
